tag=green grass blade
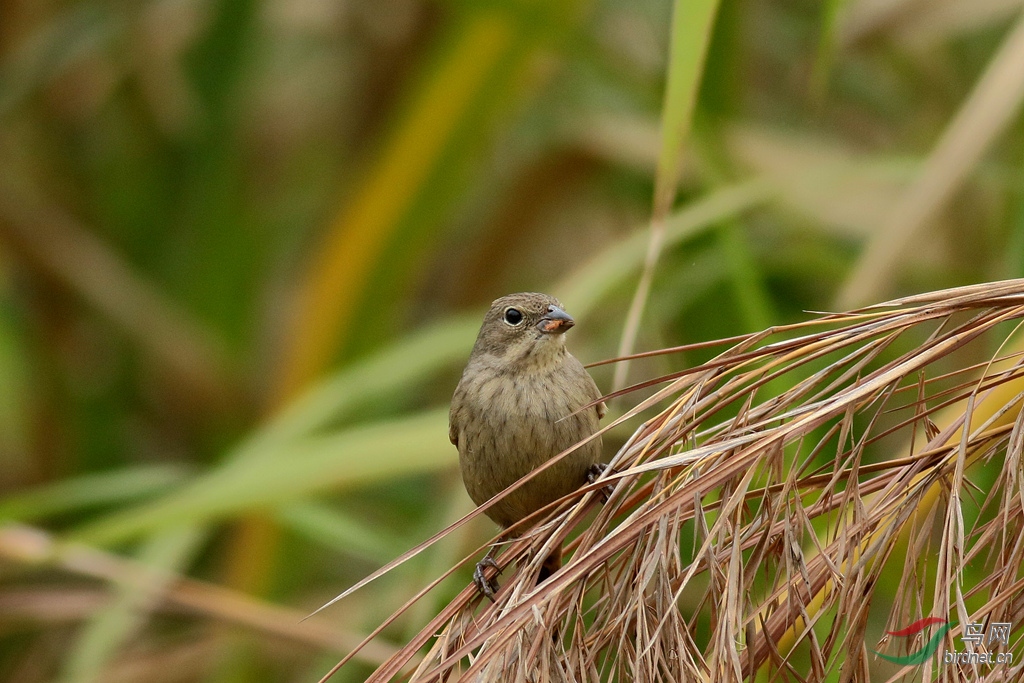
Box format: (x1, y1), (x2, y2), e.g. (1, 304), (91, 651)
(72, 410), (452, 546)
(0, 465), (190, 522)
(615, 0), (722, 390)
(653, 0), (723, 217)
(275, 501), (402, 564)
(58, 525), (206, 683)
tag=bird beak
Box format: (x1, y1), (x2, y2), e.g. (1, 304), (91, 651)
(537, 306), (574, 334)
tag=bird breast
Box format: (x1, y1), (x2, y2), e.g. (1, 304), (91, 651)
(454, 356), (601, 527)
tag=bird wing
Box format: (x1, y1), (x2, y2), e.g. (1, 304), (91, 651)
(448, 387), (463, 447)
(591, 378), (607, 420)
(448, 412), (460, 447)
(575, 356), (607, 420)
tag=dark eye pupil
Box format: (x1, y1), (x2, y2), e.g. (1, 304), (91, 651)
(504, 308), (523, 325)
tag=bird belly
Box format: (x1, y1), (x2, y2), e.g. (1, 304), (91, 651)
(457, 373), (601, 528)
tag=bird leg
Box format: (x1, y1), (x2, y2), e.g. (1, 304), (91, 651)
(473, 546), (502, 602)
(587, 462), (615, 502)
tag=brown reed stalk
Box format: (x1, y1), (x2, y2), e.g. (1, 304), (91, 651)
(324, 279), (1024, 683)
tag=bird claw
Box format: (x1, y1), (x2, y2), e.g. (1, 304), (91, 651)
(473, 555), (502, 601)
(587, 463), (614, 503)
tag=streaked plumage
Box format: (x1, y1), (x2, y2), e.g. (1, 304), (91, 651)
(449, 292), (605, 529)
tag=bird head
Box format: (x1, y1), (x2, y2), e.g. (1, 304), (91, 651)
(470, 292), (576, 368)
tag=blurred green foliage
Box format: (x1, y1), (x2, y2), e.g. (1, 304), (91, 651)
(1, 0), (1024, 681)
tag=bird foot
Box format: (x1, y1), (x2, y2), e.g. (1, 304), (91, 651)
(587, 463), (614, 503)
(473, 555), (502, 602)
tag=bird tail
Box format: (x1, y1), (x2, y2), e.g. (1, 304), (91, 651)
(538, 546), (561, 584)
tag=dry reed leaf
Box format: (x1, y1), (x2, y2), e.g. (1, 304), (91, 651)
(836, 12), (1024, 308)
(841, 0), (1024, 46)
(326, 279), (1024, 682)
(0, 525), (396, 666)
(724, 124), (905, 238)
(897, 0), (1024, 47)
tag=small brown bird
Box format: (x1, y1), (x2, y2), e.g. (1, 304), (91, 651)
(449, 293), (606, 598)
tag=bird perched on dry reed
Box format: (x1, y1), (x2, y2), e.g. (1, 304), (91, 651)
(449, 293), (606, 599)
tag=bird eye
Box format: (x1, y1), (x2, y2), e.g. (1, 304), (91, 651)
(503, 307), (523, 325)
